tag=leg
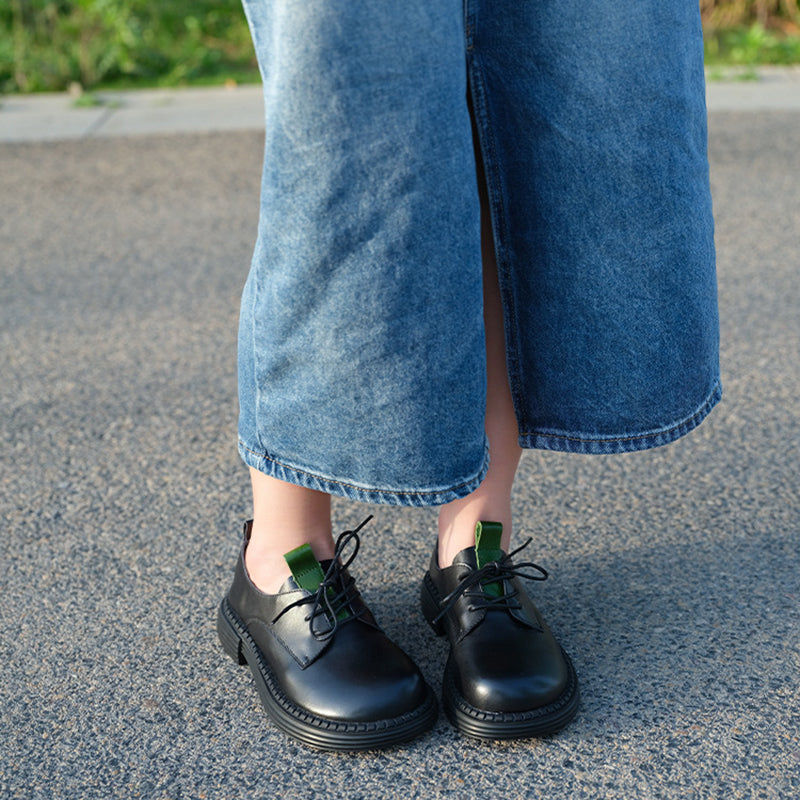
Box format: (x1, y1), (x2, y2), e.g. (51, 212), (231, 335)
(423, 262), (580, 738)
(422, 160), (579, 738)
(244, 468), (335, 593)
(437, 188), (522, 565)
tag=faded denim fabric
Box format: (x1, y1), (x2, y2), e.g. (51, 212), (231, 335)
(237, 0), (721, 505)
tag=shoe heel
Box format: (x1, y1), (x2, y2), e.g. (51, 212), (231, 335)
(217, 600), (247, 665)
(420, 575), (445, 637)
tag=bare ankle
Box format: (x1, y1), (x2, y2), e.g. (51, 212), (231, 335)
(245, 517), (336, 594)
(438, 503), (513, 567)
(245, 468), (335, 592)
(244, 547), (293, 594)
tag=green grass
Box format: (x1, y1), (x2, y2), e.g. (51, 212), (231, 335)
(704, 23), (800, 65)
(0, 0), (259, 94)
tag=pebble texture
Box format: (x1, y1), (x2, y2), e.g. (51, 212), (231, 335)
(1, 112), (798, 799)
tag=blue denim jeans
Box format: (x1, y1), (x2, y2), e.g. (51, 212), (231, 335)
(237, 0), (721, 506)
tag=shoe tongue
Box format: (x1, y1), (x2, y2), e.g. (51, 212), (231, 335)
(475, 521), (504, 598)
(283, 544), (326, 592)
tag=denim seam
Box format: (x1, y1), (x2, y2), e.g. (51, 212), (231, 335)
(464, 0), (475, 52)
(239, 441), (490, 498)
(249, 258), (264, 454)
(519, 380), (722, 444)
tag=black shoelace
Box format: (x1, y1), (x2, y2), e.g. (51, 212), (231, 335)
(431, 537), (548, 625)
(272, 516), (372, 641)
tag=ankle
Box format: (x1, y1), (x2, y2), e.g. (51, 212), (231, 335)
(244, 547), (293, 594)
(437, 507), (512, 567)
(245, 518), (336, 594)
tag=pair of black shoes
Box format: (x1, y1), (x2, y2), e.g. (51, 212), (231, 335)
(217, 518), (579, 751)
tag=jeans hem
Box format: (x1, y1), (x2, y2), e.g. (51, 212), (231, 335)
(518, 381), (722, 455)
(238, 441), (491, 507)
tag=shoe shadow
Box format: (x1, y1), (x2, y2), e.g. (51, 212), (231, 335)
(331, 466), (798, 746)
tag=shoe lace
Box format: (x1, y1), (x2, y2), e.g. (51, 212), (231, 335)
(272, 516), (372, 641)
(431, 537), (548, 625)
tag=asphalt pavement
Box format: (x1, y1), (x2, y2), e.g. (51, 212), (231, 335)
(1, 72), (799, 799)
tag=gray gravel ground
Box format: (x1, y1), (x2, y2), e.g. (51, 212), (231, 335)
(1, 111), (798, 799)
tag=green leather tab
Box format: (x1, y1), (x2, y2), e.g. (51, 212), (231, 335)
(284, 544), (326, 592)
(475, 521), (504, 567)
(475, 521), (504, 598)
(283, 544), (350, 621)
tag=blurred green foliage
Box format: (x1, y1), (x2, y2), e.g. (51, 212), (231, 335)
(1, 1), (799, 94)
(0, 0), (258, 93)
(701, 0), (800, 63)
(705, 21), (800, 63)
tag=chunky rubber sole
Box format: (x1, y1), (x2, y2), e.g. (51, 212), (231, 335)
(440, 651), (579, 739)
(420, 573), (580, 740)
(217, 597), (438, 751)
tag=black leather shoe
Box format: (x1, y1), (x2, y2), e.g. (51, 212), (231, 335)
(218, 517), (437, 751)
(421, 521), (579, 739)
